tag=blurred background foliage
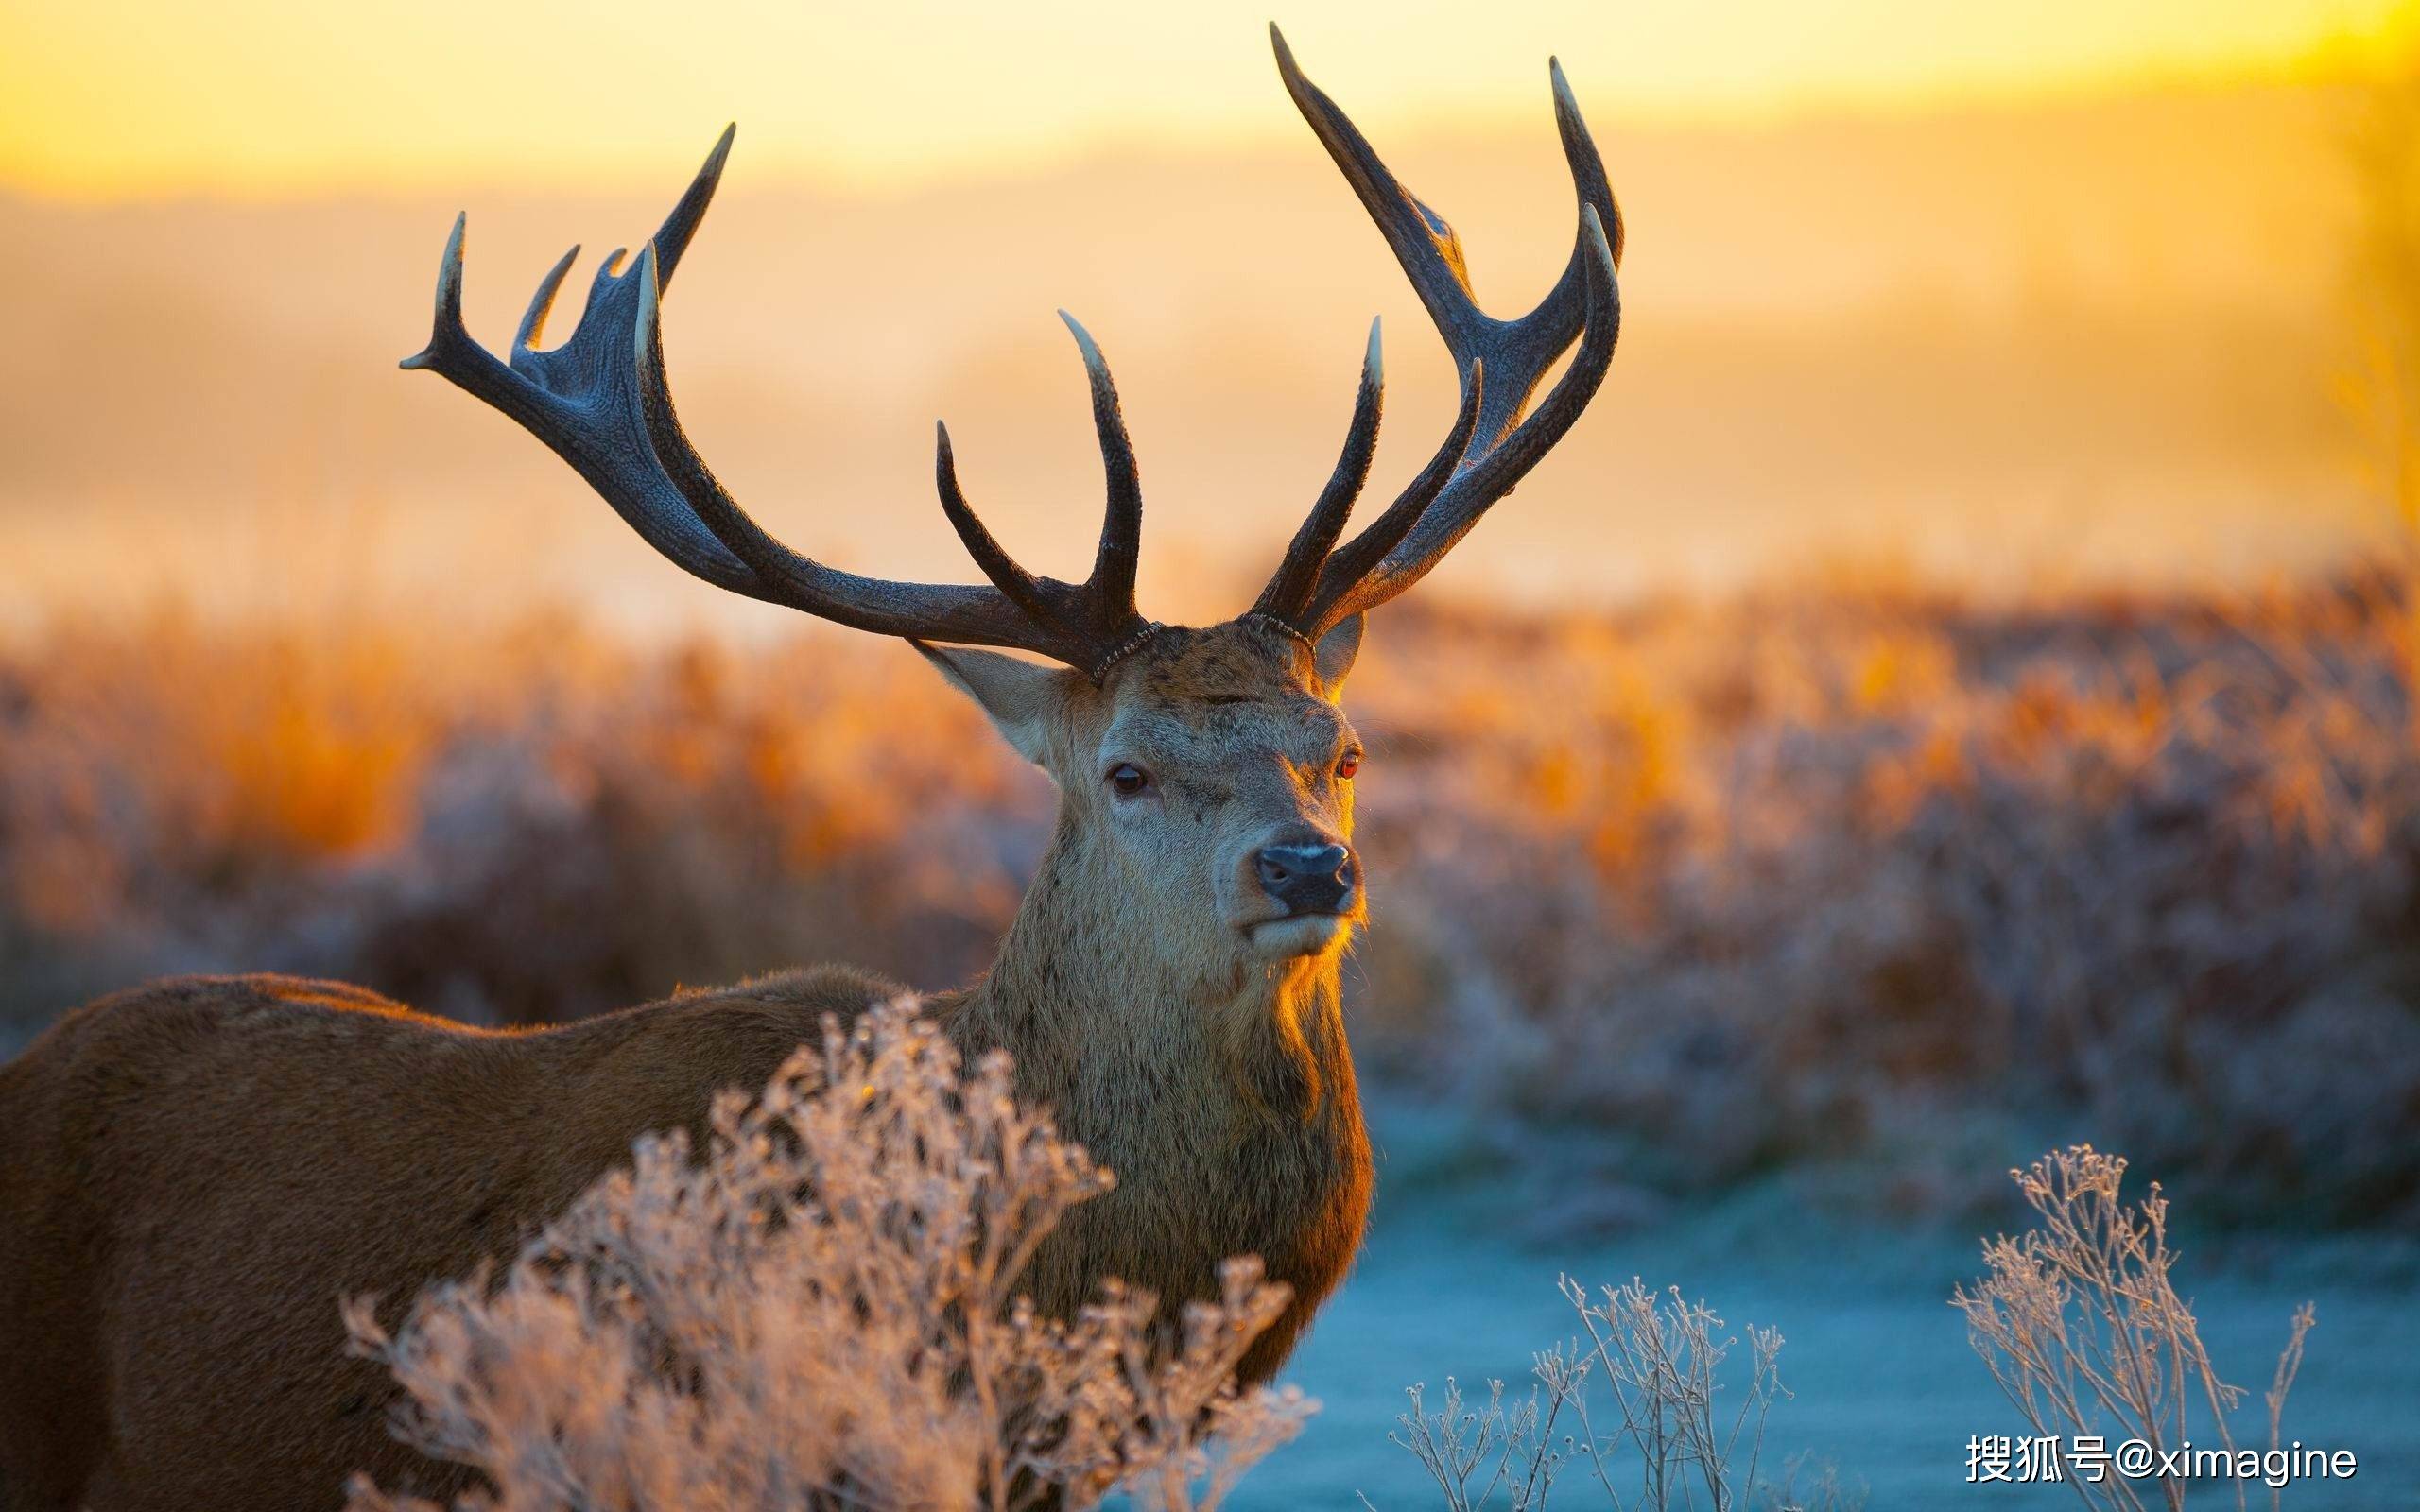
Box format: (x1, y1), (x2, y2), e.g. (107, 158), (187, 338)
(7, 580), (2417, 1228)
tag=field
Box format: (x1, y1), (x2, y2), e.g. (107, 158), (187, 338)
(9, 570), (2416, 1231)
(9, 568), (2419, 1501)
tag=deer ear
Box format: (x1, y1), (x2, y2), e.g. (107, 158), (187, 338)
(1313, 614), (1365, 697)
(913, 642), (1070, 765)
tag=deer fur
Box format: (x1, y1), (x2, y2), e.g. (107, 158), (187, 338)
(0, 617), (1374, 1512)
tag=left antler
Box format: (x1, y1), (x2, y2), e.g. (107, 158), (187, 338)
(400, 129), (1158, 679)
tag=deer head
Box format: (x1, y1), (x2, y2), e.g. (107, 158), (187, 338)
(400, 26), (1620, 998)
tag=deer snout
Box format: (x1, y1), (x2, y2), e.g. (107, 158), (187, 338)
(1254, 838), (1357, 916)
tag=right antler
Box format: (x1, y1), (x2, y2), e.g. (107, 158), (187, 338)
(1251, 24), (1622, 640)
(400, 127), (1157, 679)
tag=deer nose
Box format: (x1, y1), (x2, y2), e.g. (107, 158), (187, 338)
(1254, 841), (1357, 916)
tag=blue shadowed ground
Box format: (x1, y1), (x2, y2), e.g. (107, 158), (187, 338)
(1224, 1100), (2420, 1511)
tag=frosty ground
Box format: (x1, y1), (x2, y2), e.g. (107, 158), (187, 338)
(1239, 1098), (2420, 1510)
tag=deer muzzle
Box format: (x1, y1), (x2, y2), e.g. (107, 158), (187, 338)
(1253, 839), (1357, 916)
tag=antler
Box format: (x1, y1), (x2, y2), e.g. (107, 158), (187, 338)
(400, 128), (1154, 678)
(1252, 25), (1622, 640)
(406, 40), (1617, 675)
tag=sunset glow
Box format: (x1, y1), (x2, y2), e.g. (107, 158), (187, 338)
(1, 0), (2404, 198)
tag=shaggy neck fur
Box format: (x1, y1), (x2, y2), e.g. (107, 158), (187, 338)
(942, 802), (1371, 1380)
(961, 801), (1349, 1136)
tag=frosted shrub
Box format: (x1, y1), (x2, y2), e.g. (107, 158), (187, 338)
(1952, 1146), (2318, 1512)
(12, 582), (2420, 1223)
(340, 1002), (1312, 1512)
(1386, 1278), (1840, 1511)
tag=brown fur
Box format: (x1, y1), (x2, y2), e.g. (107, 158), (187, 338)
(0, 618), (1374, 1512)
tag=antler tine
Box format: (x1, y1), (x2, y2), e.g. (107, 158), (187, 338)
(629, 247), (1079, 649)
(398, 211), (471, 375)
(1270, 27), (1485, 368)
(1270, 28), (1623, 636)
(652, 123), (735, 284)
(1253, 318), (1384, 624)
(511, 244), (580, 354)
(1058, 311), (1146, 634)
(1270, 26), (1619, 448)
(1316, 208), (1617, 628)
(508, 125), (729, 385)
(935, 421), (1059, 629)
(399, 204), (775, 599)
(1549, 60), (1623, 270)
(1297, 356), (1484, 627)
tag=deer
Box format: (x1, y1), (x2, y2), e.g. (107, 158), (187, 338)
(0, 26), (1619, 1512)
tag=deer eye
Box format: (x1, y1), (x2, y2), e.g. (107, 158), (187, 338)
(1336, 748), (1362, 781)
(1107, 763), (1153, 797)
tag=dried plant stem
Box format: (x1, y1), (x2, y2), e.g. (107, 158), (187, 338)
(1952, 1146), (2317, 1512)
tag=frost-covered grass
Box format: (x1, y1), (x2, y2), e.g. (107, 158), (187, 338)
(1377, 1279), (1806, 1512)
(1953, 1147), (2320, 1512)
(343, 1002), (1308, 1512)
(1291, 1135), (2416, 1511)
(6, 569), (2419, 1223)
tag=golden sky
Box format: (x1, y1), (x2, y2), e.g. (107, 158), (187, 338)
(0, 0), (2402, 198)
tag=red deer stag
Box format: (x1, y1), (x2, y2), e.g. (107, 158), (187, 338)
(0, 26), (1619, 1512)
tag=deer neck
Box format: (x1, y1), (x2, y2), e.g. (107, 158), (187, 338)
(942, 805), (1374, 1364)
(954, 814), (1355, 1140)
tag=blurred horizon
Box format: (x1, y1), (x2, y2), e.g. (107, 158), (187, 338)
(4, 3), (2413, 647)
(0, 58), (2393, 640)
(3, 0), (2403, 201)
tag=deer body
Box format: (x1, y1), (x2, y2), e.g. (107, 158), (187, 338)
(0, 973), (1362, 1510)
(0, 969), (907, 1510)
(0, 26), (1619, 1512)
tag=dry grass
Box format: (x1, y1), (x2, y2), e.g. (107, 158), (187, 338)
(1953, 1146), (2324, 1511)
(1381, 1278), (1851, 1512)
(340, 1001), (1311, 1512)
(5, 570), (2419, 1223)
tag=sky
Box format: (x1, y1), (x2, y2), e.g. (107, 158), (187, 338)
(0, 0), (2405, 198)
